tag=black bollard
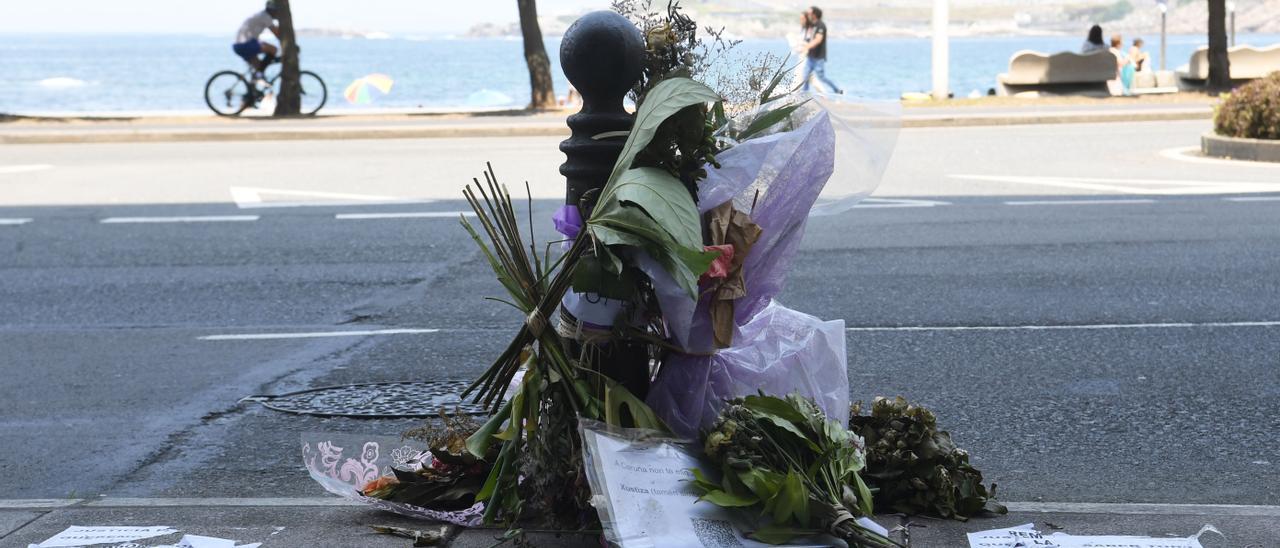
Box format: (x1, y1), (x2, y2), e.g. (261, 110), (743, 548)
(558, 11), (652, 400)
(559, 10), (644, 213)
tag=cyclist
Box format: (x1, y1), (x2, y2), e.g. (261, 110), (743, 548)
(231, 1), (281, 75)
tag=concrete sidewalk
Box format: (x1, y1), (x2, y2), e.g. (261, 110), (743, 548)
(0, 102), (1215, 145)
(0, 498), (1268, 547)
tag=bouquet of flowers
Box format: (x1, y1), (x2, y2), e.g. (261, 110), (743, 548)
(850, 397), (1007, 521)
(322, 1), (902, 539)
(694, 393), (900, 547)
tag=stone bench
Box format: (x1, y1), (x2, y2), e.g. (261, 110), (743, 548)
(1177, 44), (1280, 85)
(997, 50), (1117, 96)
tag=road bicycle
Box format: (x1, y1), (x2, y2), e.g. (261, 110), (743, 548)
(204, 57), (327, 116)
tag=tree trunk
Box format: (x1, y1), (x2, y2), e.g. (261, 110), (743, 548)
(518, 0), (557, 110)
(273, 0), (302, 116)
(1206, 0), (1232, 93)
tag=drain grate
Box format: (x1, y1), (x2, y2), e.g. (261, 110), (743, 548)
(242, 381), (488, 418)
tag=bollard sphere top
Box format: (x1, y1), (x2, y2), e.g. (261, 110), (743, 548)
(559, 11), (644, 105)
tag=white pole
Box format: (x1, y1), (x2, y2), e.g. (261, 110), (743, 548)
(1159, 4), (1167, 71)
(931, 0), (952, 100)
(931, 0), (949, 100)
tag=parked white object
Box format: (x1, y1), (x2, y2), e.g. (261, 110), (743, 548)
(1176, 44), (1280, 82)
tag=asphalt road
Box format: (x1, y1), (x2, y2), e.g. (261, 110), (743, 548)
(1, 120), (1278, 512)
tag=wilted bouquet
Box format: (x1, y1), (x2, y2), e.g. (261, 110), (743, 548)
(850, 397), (1006, 521)
(360, 413), (494, 512)
(693, 393), (901, 547)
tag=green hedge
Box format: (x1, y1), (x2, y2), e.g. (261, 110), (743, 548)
(1215, 71), (1280, 140)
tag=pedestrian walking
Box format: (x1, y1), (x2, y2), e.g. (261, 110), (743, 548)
(800, 6), (843, 94)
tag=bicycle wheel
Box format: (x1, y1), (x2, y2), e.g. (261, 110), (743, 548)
(298, 71), (327, 115)
(204, 70), (252, 116)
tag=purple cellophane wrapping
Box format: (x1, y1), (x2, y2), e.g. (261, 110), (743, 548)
(644, 110), (853, 439)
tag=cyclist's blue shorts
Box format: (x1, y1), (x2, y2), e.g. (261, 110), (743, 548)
(232, 39), (262, 62)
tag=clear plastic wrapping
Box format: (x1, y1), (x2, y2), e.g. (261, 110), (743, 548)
(301, 432), (484, 526)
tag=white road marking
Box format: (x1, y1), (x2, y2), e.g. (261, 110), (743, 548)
(0, 499), (83, 509)
(1005, 501), (1280, 517)
(100, 215), (259, 224)
(0, 498), (357, 509)
(846, 320), (1280, 332)
(1159, 145), (1280, 168)
(0, 164), (53, 174)
(0, 218), (33, 226)
(81, 497), (360, 508)
(230, 186), (426, 209)
(854, 198), (950, 208)
(1225, 196), (1280, 202)
(335, 211), (475, 220)
(199, 328), (440, 341)
(1004, 199), (1156, 206)
(952, 174), (1280, 195)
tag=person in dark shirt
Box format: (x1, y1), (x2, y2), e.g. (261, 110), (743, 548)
(800, 6), (843, 94)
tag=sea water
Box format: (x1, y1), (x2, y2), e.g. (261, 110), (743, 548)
(2, 33), (1277, 114)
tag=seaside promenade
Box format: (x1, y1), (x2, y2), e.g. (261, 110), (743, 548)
(2, 101), (1277, 546)
(1, 95), (1218, 144)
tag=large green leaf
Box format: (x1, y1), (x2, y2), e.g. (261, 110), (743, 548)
(595, 167), (703, 250)
(604, 378), (668, 432)
(738, 467), (784, 498)
(588, 167), (715, 299)
(742, 394), (810, 425)
(465, 397), (513, 458)
(492, 381), (525, 441)
(741, 394), (820, 450)
(602, 77), (720, 195)
(777, 470), (810, 525)
(589, 214), (718, 300)
(582, 78), (720, 301)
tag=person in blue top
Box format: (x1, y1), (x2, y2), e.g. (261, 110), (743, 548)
(800, 6), (844, 94)
(232, 1), (281, 74)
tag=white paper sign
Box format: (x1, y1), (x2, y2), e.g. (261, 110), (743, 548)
(153, 534), (262, 548)
(33, 525), (177, 547)
(1045, 533), (1206, 548)
(968, 523), (1059, 547)
(582, 426), (834, 548)
(967, 524), (1215, 548)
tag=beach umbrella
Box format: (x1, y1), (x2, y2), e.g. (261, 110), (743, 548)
(343, 73), (394, 105)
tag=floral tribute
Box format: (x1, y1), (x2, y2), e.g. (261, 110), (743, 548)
(301, 2), (998, 546)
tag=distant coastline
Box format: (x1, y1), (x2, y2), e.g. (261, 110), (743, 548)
(459, 0), (1280, 40)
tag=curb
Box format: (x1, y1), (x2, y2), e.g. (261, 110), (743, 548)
(900, 109), (1211, 128)
(0, 110), (1212, 145)
(1202, 132), (1280, 163)
(0, 124), (571, 145)
(3, 498), (1274, 547)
